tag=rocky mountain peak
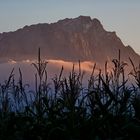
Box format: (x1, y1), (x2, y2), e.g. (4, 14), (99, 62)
(76, 15), (92, 23)
(92, 18), (104, 30)
(56, 16), (104, 33)
(0, 16), (139, 66)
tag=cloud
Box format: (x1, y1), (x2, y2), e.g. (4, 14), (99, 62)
(48, 59), (95, 72)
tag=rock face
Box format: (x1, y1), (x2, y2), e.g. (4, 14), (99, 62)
(0, 15), (139, 64)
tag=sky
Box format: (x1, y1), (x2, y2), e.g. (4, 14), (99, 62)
(0, 0), (140, 54)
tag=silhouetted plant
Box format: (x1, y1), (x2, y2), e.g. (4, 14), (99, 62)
(0, 49), (140, 140)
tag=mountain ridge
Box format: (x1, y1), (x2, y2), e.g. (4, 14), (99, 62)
(0, 16), (139, 65)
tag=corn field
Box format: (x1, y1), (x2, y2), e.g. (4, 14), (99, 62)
(0, 49), (140, 140)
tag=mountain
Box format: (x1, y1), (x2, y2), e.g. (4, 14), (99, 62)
(0, 15), (139, 65)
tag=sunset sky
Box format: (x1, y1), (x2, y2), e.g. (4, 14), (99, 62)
(0, 0), (140, 54)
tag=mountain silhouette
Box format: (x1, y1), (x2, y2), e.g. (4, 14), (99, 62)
(0, 16), (139, 65)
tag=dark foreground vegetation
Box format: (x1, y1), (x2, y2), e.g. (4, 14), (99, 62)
(1, 49), (140, 140)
